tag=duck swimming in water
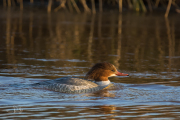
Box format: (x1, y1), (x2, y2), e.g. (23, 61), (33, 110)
(34, 62), (129, 93)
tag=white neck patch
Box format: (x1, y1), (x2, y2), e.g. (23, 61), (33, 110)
(95, 80), (110, 86)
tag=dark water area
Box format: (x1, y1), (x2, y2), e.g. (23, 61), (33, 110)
(0, 8), (180, 119)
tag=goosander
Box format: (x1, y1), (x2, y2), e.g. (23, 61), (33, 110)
(34, 62), (129, 93)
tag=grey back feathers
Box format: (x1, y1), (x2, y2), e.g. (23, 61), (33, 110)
(34, 77), (108, 93)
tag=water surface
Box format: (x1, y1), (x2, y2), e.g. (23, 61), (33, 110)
(0, 8), (180, 119)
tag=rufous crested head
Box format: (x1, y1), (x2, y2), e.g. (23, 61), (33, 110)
(85, 62), (128, 81)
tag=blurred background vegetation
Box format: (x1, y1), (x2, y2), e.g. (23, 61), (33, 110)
(1, 0), (180, 17)
(1, 0), (180, 80)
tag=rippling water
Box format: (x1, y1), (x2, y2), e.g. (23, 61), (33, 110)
(0, 8), (180, 119)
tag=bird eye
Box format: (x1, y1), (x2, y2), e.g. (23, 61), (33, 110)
(111, 69), (115, 72)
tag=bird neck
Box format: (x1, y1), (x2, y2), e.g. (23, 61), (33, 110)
(95, 80), (110, 86)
